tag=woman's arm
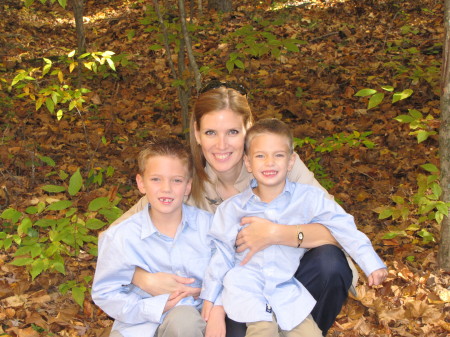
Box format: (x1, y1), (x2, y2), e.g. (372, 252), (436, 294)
(235, 218), (338, 265)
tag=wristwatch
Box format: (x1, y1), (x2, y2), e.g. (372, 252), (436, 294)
(296, 225), (304, 248)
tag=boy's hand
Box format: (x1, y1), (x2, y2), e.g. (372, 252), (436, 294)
(201, 300), (214, 321)
(368, 268), (388, 286)
(236, 216), (276, 265)
(132, 268), (200, 296)
(163, 291), (185, 313)
(205, 305), (226, 337)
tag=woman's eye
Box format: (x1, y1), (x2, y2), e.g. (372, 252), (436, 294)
(228, 129), (239, 135)
(174, 179), (183, 183)
(205, 130), (216, 136)
(276, 153), (285, 158)
(150, 178), (160, 182)
(255, 154), (264, 158)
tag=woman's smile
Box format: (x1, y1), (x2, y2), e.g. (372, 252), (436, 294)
(213, 152), (233, 161)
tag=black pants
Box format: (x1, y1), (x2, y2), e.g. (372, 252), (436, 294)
(225, 245), (353, 337)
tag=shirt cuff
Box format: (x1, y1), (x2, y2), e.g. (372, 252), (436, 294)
(200, 282), (223, 303)
(141, 293), (171, 323)
(357, 254), (386, 277)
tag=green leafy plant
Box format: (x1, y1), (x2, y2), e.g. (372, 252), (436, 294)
(374, 163), (449, 244)
(59, 276), (92, 307)
(293, 130), (375, 191)
(8, 50), (124, 120)
(223, 21), (306, 73)
(354, 85), (413, 110)
(394, 109), (438, 143)
(86, 166), (115, 188)
(0, 166), (122, 306)
(306, 157), (335, 191)
(294, 131), (375, 153)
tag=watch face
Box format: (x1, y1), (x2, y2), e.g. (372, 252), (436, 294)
(298, 232), (304, 240)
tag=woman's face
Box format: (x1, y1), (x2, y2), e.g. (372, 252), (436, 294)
(194, 108), (246, 176)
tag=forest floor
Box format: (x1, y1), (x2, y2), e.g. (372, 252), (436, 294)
(0, 0), (449, 336)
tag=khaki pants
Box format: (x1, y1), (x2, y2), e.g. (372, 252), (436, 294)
(110, 305), (206, 337)
(246, 314), (322, 337)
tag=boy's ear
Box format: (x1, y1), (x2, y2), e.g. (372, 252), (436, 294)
(244, 154), (252, 173)
(185, 178), (193, 197)
(136, 174), (146, 194)
(287, 153), (296, 172)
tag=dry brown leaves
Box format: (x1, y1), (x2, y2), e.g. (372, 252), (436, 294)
(0, 0), (448, 336)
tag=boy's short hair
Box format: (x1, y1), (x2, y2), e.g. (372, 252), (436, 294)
(244, 118), (294, 154)
(137, 137), (193, 177)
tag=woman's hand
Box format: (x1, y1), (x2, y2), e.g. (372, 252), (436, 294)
(132, 267), (200, 297)
(235, 218), (339, 265)
(235, 216), (278, 265)
(204, 304), (226, 337)
(368, 268), (388, 286)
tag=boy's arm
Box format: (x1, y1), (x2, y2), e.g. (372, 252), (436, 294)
(92, 233), (170, 324)
(200, 204), (238, 304)
(307, 191), (387, 277)
(204, 304), (226, 337)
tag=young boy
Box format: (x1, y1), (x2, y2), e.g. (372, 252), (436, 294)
(92, 138), (220, 337)
(200, 118), (388, 337)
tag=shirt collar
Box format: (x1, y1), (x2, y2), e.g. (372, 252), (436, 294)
(240, 178), (294, 207)
(140, 203), (195, 240)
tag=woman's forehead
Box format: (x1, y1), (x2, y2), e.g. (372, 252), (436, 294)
(199, 108), (244, 126)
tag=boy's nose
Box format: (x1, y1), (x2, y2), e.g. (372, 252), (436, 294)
(265, 156), (275, 165)
(161, 180), (171, 191)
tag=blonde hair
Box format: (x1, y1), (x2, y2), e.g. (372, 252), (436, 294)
(137, 137), (193, 177)
(189, 87), (253, 208)
(244, 118), (294, 154)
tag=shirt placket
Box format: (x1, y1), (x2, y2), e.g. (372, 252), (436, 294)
(262, 206), (278, 314)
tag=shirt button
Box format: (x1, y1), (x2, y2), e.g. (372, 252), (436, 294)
(265, 210), (276, 219)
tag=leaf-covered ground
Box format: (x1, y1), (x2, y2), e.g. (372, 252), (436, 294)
(0, 0), (449, 336)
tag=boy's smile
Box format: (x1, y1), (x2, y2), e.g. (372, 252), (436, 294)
(261, 170), (278, 177)
(158, 197), (174, 204)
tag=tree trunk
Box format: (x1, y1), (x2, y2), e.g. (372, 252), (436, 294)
(177, 34), (190, 135)
(178, 0), (202, 91)
(438, 0), (450, 270)
(72, 0), (86, 53)
(198, 0), (203, 16)
(152, 0), (195, 136)
(208, 0), (232, 12)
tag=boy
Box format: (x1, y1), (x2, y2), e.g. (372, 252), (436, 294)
(200, 119), (387, 337)
(92, 138), (220, 337)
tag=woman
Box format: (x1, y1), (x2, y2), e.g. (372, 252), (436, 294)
(116, 81), (354, 336)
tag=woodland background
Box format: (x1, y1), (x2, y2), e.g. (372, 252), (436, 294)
(0, 0), (449, 336)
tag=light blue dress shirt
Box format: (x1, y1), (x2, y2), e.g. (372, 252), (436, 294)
(200, 179), (386, 331)
(92, 203), (213, 337)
